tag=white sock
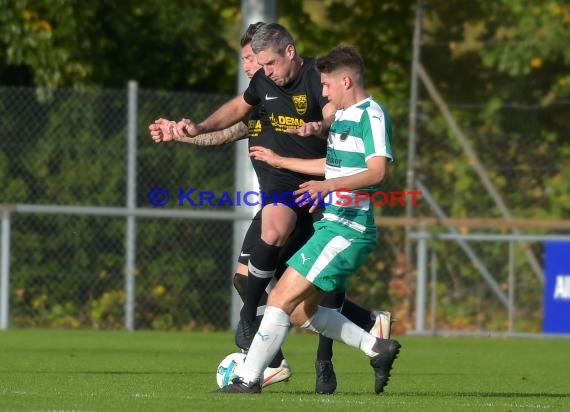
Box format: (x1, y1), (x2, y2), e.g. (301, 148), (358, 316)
(301, 306), (378, 357)
(240, 306), (290, 384)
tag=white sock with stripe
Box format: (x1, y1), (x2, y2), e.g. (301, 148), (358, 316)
(239, 306), (290, 384)
(301, 306), (378, 357)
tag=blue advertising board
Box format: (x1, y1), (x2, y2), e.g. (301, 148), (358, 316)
(543, 241), (570, 333)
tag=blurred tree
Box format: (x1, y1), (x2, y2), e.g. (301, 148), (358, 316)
(280, 0), (414, 112)
(0, 0), (240, 95)
(414, 0), (569, 332)
(479, 0), (570, 103)
(419, 0), (570, 219)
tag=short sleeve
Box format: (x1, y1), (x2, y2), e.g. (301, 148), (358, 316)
(362, 108), (394, 162)
(243, 71), (263, 106)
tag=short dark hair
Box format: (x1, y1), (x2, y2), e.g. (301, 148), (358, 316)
(251, 23), (295, 55)
(240, 22), (265, 47)
(316, 46), (365, 83)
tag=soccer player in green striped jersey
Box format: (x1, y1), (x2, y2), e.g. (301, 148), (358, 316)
(217, 45), (401, 395)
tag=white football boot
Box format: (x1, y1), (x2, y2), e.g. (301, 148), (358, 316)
(369, 310), (392, 339)
(262, 359), (292, 387)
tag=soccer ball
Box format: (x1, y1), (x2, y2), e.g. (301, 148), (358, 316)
(216, 352), (246, 388)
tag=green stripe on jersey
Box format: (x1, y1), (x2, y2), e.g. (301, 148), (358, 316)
(332, 119), (365, 140)
(325, 147), (366, 169)
(322, 97), (394, 234)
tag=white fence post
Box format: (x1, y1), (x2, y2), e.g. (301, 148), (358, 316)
(415, 231), (428, 333)
(508, 240), (515, 334)
(430, 249), (438, 334)
(230, 0), (278, 328)
(1, 208), (11, 330)
(125, 81), (138, 331)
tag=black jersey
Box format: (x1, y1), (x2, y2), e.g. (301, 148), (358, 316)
(246, 104), (272, 192)
(244, 57), (328, 193)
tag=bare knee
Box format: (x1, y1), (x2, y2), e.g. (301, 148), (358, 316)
(261, 205), (296, 246)
(290, 299), (319, 326)
(266, 269), (312, 315)
(261, 226), (290, 245)
(290, 310), (307, 326)
(267, 291), (296, 315)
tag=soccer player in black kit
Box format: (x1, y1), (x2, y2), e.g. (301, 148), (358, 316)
(149, 23), (391, 394)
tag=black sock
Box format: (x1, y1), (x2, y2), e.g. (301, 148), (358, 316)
(241, 275), (273, 322)
(316, 292), (345, 361)
(269, 349), (285, 367)
(316, 334), (333, 362)
(341, 299), (372, 330)
(242, 240), (282, 322)
(232, 273), (248, 303)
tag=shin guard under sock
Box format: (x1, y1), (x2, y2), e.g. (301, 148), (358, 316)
(242, 240), (282, 322)
(316, 293), (345, 361)
(240, 306), (290, 383)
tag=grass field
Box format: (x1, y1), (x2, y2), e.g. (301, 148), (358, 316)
(0, 330), (568, 411)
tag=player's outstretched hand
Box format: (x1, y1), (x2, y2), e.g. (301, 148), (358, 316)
(249, 146), (284, 168)
(294, 180), (332, 213)
(149, 118), (177, 143)
(285, 121), (323, 137)
(175, 118), (202, 139)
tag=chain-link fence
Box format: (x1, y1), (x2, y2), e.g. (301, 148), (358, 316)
(1, 85), (241, 330)
(401, 61), (570, 335)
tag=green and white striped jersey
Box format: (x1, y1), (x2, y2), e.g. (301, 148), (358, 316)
(323, 96), (393, 234)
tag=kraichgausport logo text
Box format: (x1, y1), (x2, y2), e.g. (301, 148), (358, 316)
(147, 188), (421, 208)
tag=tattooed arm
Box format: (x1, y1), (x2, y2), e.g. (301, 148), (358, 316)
(174, 122), (249, 146)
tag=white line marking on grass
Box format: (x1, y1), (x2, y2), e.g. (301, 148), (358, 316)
(132, 392), (155, 398)
(31, 410), (97, 412)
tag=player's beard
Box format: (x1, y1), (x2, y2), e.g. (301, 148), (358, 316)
(271, 77), (285, 87)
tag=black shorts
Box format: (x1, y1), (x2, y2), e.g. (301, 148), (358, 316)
(260, 173), (323, 216)
(237, 207), (323, 279)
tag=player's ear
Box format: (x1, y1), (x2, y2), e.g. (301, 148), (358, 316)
(285, 44), (295, 59)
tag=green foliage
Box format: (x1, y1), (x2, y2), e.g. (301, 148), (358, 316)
(0, 150), (29, 201)
(280, 0), (414, 109)
(0, 0), (86, 97)
(0, 0), (240, 95)
(409, 0), (569, 332)
(480, 0), (570, 99)
(90, 290), (125, 329)
(2, 86), (235, 330)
